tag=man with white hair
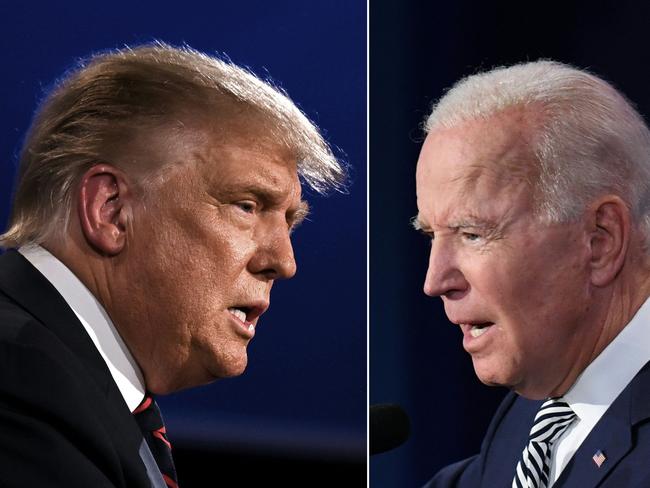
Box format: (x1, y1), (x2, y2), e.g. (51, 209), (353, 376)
(0, 43), (344, 487)
(415, 61), (650, 487)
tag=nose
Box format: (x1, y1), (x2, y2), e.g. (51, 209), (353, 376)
(248, 221), (297, 281)
(423, 238), (468, 298)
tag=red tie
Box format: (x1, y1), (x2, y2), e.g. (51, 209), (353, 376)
(134, 395), (179, 488)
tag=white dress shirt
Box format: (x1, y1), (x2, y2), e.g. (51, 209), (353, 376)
(18, 245), (146, 412)
(548, 296), (650, 485)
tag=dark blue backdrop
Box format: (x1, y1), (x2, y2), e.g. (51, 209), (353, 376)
(0, 0), (366, 468)
(370, 0), (650, 486)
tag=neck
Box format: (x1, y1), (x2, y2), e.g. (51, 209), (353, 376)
(548, 256), (650, 398)
(42, 229), (119, 323)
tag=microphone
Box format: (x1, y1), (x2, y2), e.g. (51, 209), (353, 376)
(370, 403), (410, 455)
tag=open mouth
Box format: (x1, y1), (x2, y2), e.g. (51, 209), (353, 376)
(468, 322), (494, 338)
(227, 303), (268, 334)
(228, 307), (255, 333)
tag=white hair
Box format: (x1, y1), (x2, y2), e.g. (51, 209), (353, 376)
(426, 60), (650, 238)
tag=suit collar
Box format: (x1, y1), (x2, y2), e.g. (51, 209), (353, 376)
(629, 360), (650, 425)
(555, 360), (650, 486)
(0, 250), (150, 479)
(0, 250), (111, 388)
(18, 245), (146, 411)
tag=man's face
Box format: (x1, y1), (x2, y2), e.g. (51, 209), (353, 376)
(415, 112), (598, 399)
(115, 123), (305, 394)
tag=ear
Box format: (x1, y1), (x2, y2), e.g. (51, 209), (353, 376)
(77, 164), (132, 256)
(588, 195), (631, 287)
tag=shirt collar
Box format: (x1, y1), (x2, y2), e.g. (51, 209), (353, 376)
(18, 244), (146, 412)
(563, 296), (650, 423)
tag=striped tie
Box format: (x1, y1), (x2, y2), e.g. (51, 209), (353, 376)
(134, 395), (179, 488)
(512, 398), (576, 488)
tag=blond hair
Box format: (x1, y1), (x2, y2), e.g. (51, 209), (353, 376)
(1, 42), (346, 248)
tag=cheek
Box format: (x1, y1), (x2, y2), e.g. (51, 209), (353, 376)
(490, 254), (591, 354)
(492, 233), (588, 304)
(169, 214), (254, 275)
(132, 206), (258, 311)
(192, 209), (257, 266)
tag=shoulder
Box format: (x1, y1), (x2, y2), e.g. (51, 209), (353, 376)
(0, 289), (94, 396)
(0, 305), (112, 448)
(0, 292), (146, 487)
(0, 319), (91, 403)
(0, 254), (115, 400)
(0, 289), (40, 338)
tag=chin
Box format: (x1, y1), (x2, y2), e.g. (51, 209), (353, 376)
(209, 349), (249, 378)
(472, 360), (513, 389)
(218, 360), (248, 378)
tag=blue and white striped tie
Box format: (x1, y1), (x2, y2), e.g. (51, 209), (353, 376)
(512, 398), (576, 488)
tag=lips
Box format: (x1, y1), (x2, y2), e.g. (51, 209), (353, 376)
(227, 302), (269, 333)
(455, 321), (495, 339)
(468, 322), (494, 338)
(456, 321), (496, 352)
(229, 308), (247, 322)
(453, 319), (493, 329)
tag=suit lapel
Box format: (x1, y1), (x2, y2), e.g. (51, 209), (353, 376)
(481, 394), (542, 486)
(555, 361), (650, 487)
(0, 250), (151, 486)
(0, 250), (109, 387)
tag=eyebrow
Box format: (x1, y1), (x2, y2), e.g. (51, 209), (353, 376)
(448, 218), (498, 230)
(410, 214), (498, 232)
(220, 179), (286, 201)
(411, 215), (426, 231)
(246, 186), (310, 230)
(289, 200), (310, 229)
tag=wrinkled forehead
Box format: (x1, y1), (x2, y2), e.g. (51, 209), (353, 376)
(416, 112), (540, 225)
(102, 99), (297, 175)
(119, 117), (301, 208)
(417, 109), (540, 187)
(197, 138), (300, 186)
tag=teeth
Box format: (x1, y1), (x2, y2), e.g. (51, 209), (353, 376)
(248, 324), (255, 333)
(228, 308), (247, 323)
(470, 325), (489, 338)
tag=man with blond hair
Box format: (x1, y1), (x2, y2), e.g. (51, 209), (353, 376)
(0, 43), (344, 487)
(415, 61), (650, 487)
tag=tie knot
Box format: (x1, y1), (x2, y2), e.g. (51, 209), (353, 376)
(528, 397), (576, 445)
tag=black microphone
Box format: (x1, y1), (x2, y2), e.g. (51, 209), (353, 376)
(370, 403), (410, 455)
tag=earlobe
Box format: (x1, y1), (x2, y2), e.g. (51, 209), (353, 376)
(77, 164), (131, 256)
(589, 197), (630, 287)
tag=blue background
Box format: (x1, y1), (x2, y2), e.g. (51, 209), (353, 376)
(370, 0), (650, 486)
(0, 0), (366, 482)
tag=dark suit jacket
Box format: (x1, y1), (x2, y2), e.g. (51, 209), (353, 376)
(426, 360), (650, 487)
(0, 250), (153, 487)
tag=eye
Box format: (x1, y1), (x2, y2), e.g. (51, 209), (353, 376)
(235, 200), (257, 214)
(462, 232), (481, 242)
